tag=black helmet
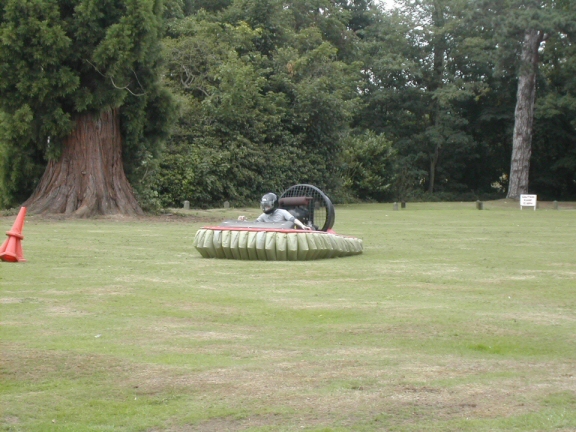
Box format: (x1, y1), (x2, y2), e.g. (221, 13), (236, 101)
(260, 193), (279, 214)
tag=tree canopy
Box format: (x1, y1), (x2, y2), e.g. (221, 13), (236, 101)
(0, 0), (174, 213)
(1, 0), (575, 211)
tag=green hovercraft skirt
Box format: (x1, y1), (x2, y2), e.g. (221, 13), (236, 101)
(194, 227), (363, 260)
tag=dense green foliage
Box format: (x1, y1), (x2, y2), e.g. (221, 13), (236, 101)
(0, 0), (175, 208)
(1, 0), (575, 209)
(152, 0), (576, 207)
(153, 1), (362, 207)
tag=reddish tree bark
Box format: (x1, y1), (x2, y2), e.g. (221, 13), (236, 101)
(23, 109), (143, 217)
(507, 29), (544, 199)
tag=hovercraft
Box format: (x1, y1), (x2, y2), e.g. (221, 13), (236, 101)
(193, 184), (363, 260)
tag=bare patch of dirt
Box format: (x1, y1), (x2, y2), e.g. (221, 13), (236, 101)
(45, 305), (92, 317)
(2, 416), (20, 425)
(1, 347), (131, 382)
(146, 319), (251, 341)
(147, 414), (291, 432)
(0, 297), (22, 304)
(83, 286), (135, 297)
(499, 311), (576, 325)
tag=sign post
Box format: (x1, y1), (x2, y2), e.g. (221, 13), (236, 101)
(520, 194), (537, 210)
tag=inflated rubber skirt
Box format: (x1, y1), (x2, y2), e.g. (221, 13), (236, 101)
(194, 226), (363, 260)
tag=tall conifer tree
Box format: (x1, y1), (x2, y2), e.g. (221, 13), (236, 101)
(0, 0), (175, 215)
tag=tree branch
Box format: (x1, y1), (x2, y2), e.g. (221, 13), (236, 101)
(84, 60), (146, 96)
(180, 65), (210, 97)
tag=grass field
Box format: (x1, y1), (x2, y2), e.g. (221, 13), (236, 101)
(1, 201), (576, 431)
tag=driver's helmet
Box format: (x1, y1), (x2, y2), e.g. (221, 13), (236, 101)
(260, 193), (279, 214)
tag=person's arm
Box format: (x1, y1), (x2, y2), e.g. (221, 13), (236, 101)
(293, 218), (312, 230)
(277, 209), (310, 230)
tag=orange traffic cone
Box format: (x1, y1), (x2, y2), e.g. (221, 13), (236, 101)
(0, 207), (27, 262)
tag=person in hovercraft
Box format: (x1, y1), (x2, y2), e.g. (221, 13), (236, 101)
(238, 192), (312, 230)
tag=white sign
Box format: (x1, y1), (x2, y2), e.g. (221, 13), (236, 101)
(520, 194), (537, 210)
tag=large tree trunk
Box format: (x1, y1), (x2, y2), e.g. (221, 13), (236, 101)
(507, 29), (543, 199)
(23, 109), (143, 217)
(428, 144), (440, 194)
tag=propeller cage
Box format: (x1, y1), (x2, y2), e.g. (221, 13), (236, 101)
(279, 184), (335, 232)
